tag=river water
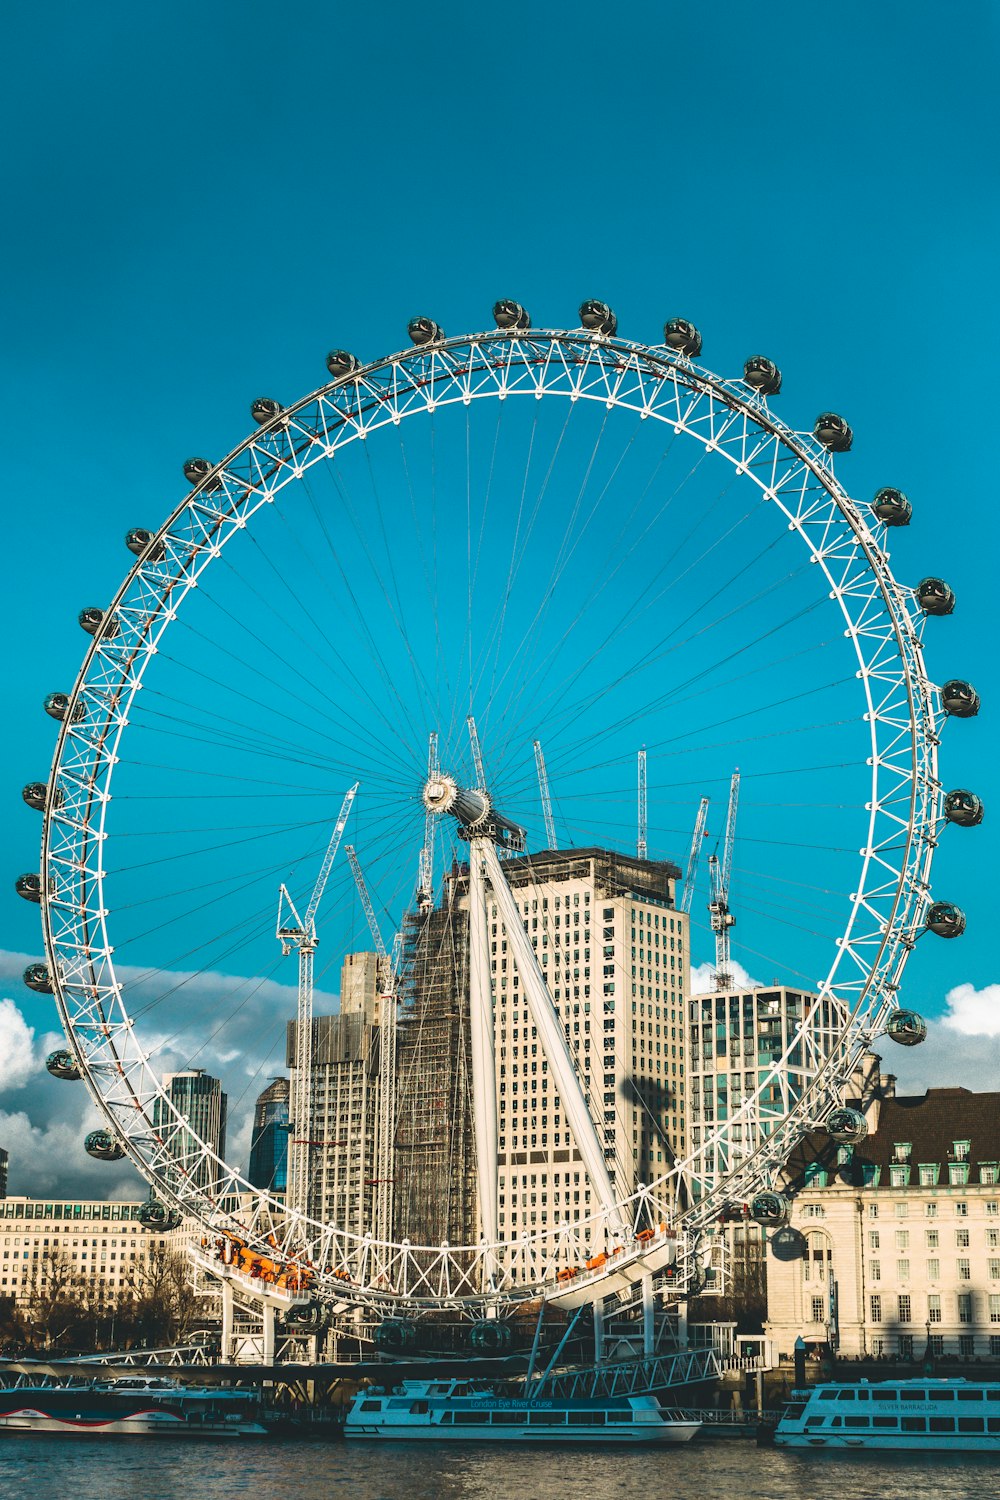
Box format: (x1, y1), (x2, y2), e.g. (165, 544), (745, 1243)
(0, 1437), (997, 1500)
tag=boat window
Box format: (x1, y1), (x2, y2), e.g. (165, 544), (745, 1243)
(607, 1412), (632, 1423)
(568, 1411), (595, 1425)
(439, 1412), (453, 1424)
(854, 1388), (870, 1401)
(836, 1390), (856, 1401)
(490, 1412), (522, 1425)
(360, 1400), (382, 1412)
(987, 1418), (1000, 1433)
(901, 1417), (926, 1432)
(905, 1390), (927, 1402)
(805, 1415), (825, 1427)
(845, 1416), (869, 1428)
(934, 1389), (955, 1401)
(817, 1389), (838, 1400)
(409, 1401), (429, 1415)
(929, 1417), (955, 1432)
(958, 1417), (985, 1433)
(455, 1412), (482, 1425)
(872, 1417), (898, 1429)
(958, 1389), (984, 1401)
(528, 1410), (565, 1424)
(872, 1389), (898, 1401)
(829, 1416), (843, 1428)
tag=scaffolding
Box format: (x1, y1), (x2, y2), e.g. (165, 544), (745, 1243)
(393, 865), (478, 1253)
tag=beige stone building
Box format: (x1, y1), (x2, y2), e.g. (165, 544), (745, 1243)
(488, 849), (688, 1251)
(766, 1084), (1000, 1360)
(0, 1195), (186, 1308)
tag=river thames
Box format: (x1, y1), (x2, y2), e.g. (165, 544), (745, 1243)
(1, 1437), (997, 1500)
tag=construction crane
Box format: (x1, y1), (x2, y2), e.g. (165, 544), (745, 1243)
(276, 782), (358, 1220)
(416, 731), (439, 913)
(467, 713), (486, 791)
(344, 844), (397, 1247)
(533, 740), (557, 849)
(637, 746), (648, 860)
(681, 797), (711, 914)
(707, 769), (740, 991)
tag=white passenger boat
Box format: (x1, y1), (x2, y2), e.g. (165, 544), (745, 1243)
(344, 1377), (701, 1443)
(774, 1377), (1000, 1451)
(0, 1375), (266, 1437)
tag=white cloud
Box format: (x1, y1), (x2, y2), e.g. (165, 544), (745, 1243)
(689, 958), (760, 994)
(0, 997), (42, 1091)
(940, 982), (1000, 1038)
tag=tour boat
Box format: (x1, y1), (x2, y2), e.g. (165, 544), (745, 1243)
(344, 1377), (701, 1443)
(0, 1375), (267, 1437)
(774, 1377), (1000, 1451)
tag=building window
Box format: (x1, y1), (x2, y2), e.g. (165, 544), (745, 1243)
(955, 1200), (969, 1217)
(988, 1295), (1000, 1325)
(893, 1142), (912, 1163)
(927, 1259), (940, 1281)
(959, 1335), (975, 1358)
(895, 1230), (909, 1250)
(924, 1202), (938, 1218)
(958, 1259), (971, 1281)
(952, 1140), (970, 1161)
(890, 1165), (910, 1187)
(981, 1164), (997, 1186)
(928, 1295), (941, 1323)
(925, 1229), (939, 1249)
(868, 1231), (880, 1250)
(949, 1162), (970, 1186)
(958, 1293), (973, 1323)
(811, 1297), (825, 1323)
(898, 1334), (913, 1359)
(870, 1295), (882, 1323)
(870, 1260), (880, 1282)
(918, 1163), (938, 1186)
(956, 1228), (970, 1249)
(897, 1259), (910, 1282)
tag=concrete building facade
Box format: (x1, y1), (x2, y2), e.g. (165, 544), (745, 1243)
(766, 1084), (1000, 1360)
(0, 1196), (184, 1307)
(488, 849), (687, 1253)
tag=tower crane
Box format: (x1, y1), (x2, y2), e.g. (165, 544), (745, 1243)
(707, 769), (740, 991)
(276, 782), (358, 1220)
(533, 739), (558, 850)
(680, 796), (710, 914)
(344, 844), (397, 1247)
(637, 746), (648, 861)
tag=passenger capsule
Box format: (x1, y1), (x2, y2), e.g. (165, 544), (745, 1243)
(886, 1009), (927, 1046)
(15, 873), (42, 903)
(580, 300), (618, 336)
(663, 319), (702, 357)
(78, 606), (118, 638)
(182, 457), (222, 491)
(43, 692), (85, 724)
(944, 789), (984, 828)
(813, 412), (853, 452)
(871, 487), (912, 527)
(743, 356), (781, 395)
(374, 1318), (417, 1352)
(138, 1201), (183, 1231)
(941, 679), (980, 718)
(125, 528), (166, 561)
(22, 782), (59, 812)
(23, 963), (53, 994)
(407, 317), (444, 346)
(492, 299), (531, 331)
(469, 1319), (513, 1352)
(325, 350), (362, 379)
(825, 1106), (868, 1145)
(46, 1049), (82, 1081)
(251, 398), (284, 426)
(749, 1191), (790, 1226)
(85, 1129), (126, 1162)
(925, 900), (966, 938)
(916, 577), (956, 616)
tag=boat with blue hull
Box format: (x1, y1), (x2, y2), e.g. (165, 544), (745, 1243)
(344, 1377), (701, 1443)
(0, 1375), (266, 1437)
(774, 1377), (1000, 1451)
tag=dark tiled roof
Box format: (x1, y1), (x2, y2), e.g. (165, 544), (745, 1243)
(784, 1087), (1000, 1190)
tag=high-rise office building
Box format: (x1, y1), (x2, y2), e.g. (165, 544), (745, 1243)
(247, 1077), (290, 1194)
(686, 986), (845, 1194)
(152, 1069), (228, 1193)
(488, 848), (687, 1256)
(286, 954), (381, 1234)
(0, 1148), (8, 1200)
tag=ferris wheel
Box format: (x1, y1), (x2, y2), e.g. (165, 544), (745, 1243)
(20, 300), (982, 1321)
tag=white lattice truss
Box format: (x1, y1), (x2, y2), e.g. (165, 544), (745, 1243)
(40, 328), (945, 1315)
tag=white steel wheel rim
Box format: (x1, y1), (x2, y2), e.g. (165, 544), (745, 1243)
(39, 326), (943, 1311)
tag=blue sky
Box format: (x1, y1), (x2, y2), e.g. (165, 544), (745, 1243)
(2, 2), (998, 1195)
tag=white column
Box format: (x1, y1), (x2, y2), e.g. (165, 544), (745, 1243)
(676, 1297), (689, 1350)
(642, 1271), (655, 1358)
(478, 839), (625, 1239)
(468, 843), (498, 1251)
(221, 1278), (233, 1363)
(262, 1302), (276, 1367)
